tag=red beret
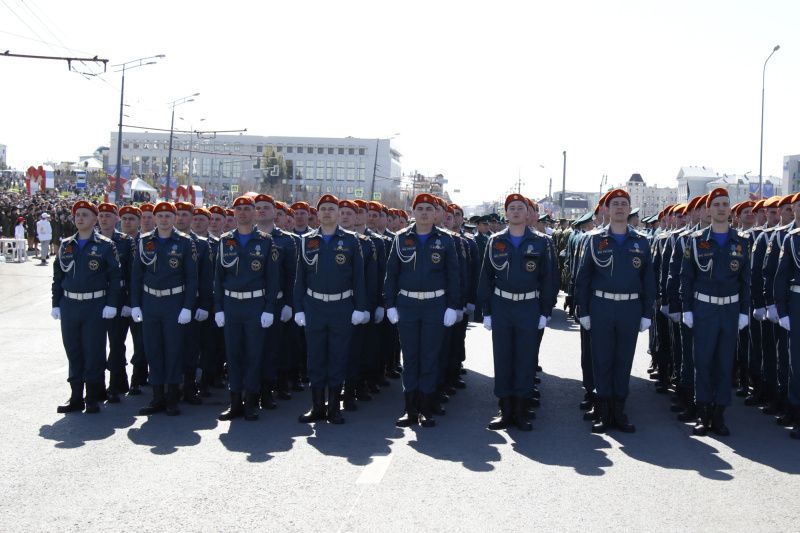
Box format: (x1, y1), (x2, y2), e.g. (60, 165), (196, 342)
(98, 202), (118, 215)
(707, 188), (730, 207)
(174, 201), (194, 212)
(72, 200), (98, 216)
(232, 196), (255, 208)
(274, 202), (287, 212)
(399, 210), (409, 220)
(505, 193), (527, 210)
(412, 194), (436, 208)
(193, 207), (211, 218)
(449, 204), (463, 214)
(604, 189), (631, 206)
(119, 206), (141, 218)
(153, 202), (176, 214)
(309, 207), (317, 215)
(290, 202), (310, 212)
(367, 201), (382, 212)
(225, 209), (235, 217)
(735, 201), (755, 216)
(317, 194), (339, 209)
(140, 203), (155, 213)
(753, 199), (766, 211)
(254, 194), (275, 206)
(338, 200), (358, 212)
(354, 200), (368, 210)
(686, 196), (704, 211)
(777, 194), (794, 208)
(287, 209), (295, 217)
(209, 205), (225, 216)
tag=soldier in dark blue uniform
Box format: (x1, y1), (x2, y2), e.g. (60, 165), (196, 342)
(384, 193), (461, 428)
(174, 201), (214, 406)
(214, 196), (279, 421)
(96, 202), (136, 403)
(772, 192), (800, 438)
(119, 205), (148, 395)
(200, 205), (227, 394)
(478, 194), (555, 431)
(254, 194), (297, 409)
(52, 201), (122, 414)
(576, 189), (656, 433)
(294, 194), (367, 425)
(680, 188), (751, 436)
(131, 202), (198, 417)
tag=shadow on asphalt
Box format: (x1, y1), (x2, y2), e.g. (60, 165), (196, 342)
(39, 402), (137, 449)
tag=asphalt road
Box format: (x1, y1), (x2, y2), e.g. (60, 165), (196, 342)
(1, 258), (798, 532)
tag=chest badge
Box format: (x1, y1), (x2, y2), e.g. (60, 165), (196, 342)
(335, 253), (346, 265)
(251, 259), (262, 271)
(255, 245), (261, 254)
(730, 259), (740, 272)
(88, 259), (99, 270)
(525, 260), (536, 272)
(632, 257), (642, 269)
(169, 257), (180, 269)
(431, 252), (441, 264)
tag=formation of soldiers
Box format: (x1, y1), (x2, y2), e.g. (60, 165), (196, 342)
(558, 189), (800, 440)
(50, 185), (800, 440)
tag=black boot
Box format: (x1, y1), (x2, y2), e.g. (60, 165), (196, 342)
(591, 397), (611, 433)
(745, 377), (765, 405)
(579, 391), (593, 411)
(355, 380), (373, 401)
(677, 389), (698, 422)
(139, 384), (166, 416)
(776, 393), (793, 426)
(198, 371), (213, 398)
(515, 397), (533, 431)
(218, 392), (244, 421)
(449, 368), (467, 389)
(735, 366), (749, 397)
(396, 391), (419, 427)
(343, 380), (358, 412)
(611, 398), (635, 433)
(166, 384), (181, 416)
(260, 381), (277, 410)
(299, 388), (327, 423)
(327, 386), (345, 424)
(418, 392), (436, 427)
(366, 374), (382, 394)
(244, 392), (260, 421)
(57, 382), (84, 413)
(182, 373), (203, 405)
(106, 373), (121, 404)
(84, 383), (101, 413)
(488, 397), (515, 430)
(128, 365), (146, 395)
(710, 405), (730, 436)
(384, 363), (401, 380)
(790, 406), (800, 440)
(762, 383), (781, 414)
(671, 387), (688, 413)
(693, 402), (712, 436)
(438, 386), (450, 404)
(277, 373), (292, 400)
(430, 385), (446, 416)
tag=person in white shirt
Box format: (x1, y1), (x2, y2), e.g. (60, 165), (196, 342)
(37, 213), (52, 264)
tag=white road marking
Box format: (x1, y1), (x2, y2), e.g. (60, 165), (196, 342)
(356, 452), (393, 484)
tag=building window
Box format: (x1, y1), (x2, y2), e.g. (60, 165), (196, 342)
(317, 161), (325, 180)
(277, 145), (283, 153)
(194, 142), (200, 150)
(318, 146), (324, 154)
(358, 161), (365, 181)
(359, 148), (365, 156)
(348, 147), (355, 155)
(297, 146), (303, 154)
(347, 186), (354, 194)
(347, 161), (355, 181)
(326, 185), (332, 193)
(336, 186), (344, 194)
(305, 161), (314, 180)
(328, 147), (334, 155)
(257, 145), (263, 153)
(295, 160), (304, 180)
(316, 185), (322, 193)
(337, 162), (345, 180)
(327, 161), (334, 181)
(287, 146), (293, 154)
(123, 142), (130, 149)
(143, 142), (150, 150)
(338, 146), (344, 155)
(133, 141), (140, 149)
(224, 143), (230, 152)
(215, 144), (221, 151)
(234, 144), (241, 152)
(308, 146), (314, 154)
(183, 142), (190, 150)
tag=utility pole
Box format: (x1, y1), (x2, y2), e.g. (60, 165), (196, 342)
(561, 151), (567, 219)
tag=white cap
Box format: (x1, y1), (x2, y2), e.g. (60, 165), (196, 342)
(41, 213), (49, 218)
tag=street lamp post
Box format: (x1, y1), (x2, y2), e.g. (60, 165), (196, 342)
(759, 45), (780, 200)
(111, 55), (164, 206)
(179, 117), (205, 189)
(369, 133), (400, 202)
(165, 93), (200, 201)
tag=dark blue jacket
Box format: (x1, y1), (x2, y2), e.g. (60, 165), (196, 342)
(52, 231), (122, 309)
(214, 229), (280, 314)
(131, 228), (198, 310)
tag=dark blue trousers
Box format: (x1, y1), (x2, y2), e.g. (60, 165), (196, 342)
(762, 321), (778, 386)
(580, 326), (594, 393)
(60, 298), (106, 384)
(260, 310), (282, 383)
(129, 319), (146, 368)
(142, 293), (186, 386)
(490, 295), (541, 399)
(589, 296), (641, 399)
(303, 297), (353, 389)
(679, 322), (695, 389)
(785, 293), (800, 406)
(346, 323), (366, 380)
(748, 319), (763, 381)
(397, 294), (446, 394)
(106, 314), (129, 373)
(223, 297), (265, 394)
(183, 316), (201, 374)
(777, 327), (790, 394)
(692, 300), (737, 406)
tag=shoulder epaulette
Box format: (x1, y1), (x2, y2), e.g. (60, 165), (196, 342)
(738, 230), (749, 239)
(396, 227), (409, 236)
(97, 234), (113, 243)
(789, 227), (800, 236)
(586, 228), (603, 236)
(691, 230), (703, 238)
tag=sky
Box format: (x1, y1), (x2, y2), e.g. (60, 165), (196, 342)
(1, 0), (798, 207)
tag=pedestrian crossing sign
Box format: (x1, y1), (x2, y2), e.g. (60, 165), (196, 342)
(373, 192), (382, 201)
(355, 189), (364, 198)
(498, 207), (505, 215)
(231, 185), (239, 193)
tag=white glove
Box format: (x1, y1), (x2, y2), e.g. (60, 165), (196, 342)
(753, 307), (766, 321)
(102, 306), (117, 319)
(456, 308), (464, 322)
(121, 306), (132, 318)
(579, 316), (591, 330)
(352, 310), (366, 325)
(215, 311), (225, 327)
(361, 311), (371, 325)
(281, 305), (292, 322)
(483, 316), (492, 331)
(546, 316), (552, 323)
(538, 315), (547, 330)
(178, 308), (191, 324)
(195, 309), (209, 321)
(683, 311), (694, 328)
(660, 305), (669, 316)
(444, 308), (457, 327)
(639, 317), (652, 332)
(387, 307), (399, 324)
(132, 307), (143, 323)
(738, 314), (749, 330)
(294, 311), (306, 327)
(780, 316), (791, 331)
(559, 250), (566, 257)
(767, 305), (779, 324)
(51, 307), (60, 320)
(374, 307), (385, 324)
(261, 312), (274, 328)
(668, 312), (681, 323)
(466, 303), (475, 314)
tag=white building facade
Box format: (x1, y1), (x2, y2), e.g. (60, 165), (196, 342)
(621, 173), (679, 217)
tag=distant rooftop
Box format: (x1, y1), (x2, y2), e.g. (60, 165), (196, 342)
(627, 173), (644, 183)
(677, 166), (717, 180)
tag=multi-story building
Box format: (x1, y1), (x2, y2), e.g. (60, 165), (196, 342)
(108, 133), (402, 203)
(621, 173), (679, 217)
(677, 165), (780, 202)
(783, 154), (800, 195)
(0, 143), (6, 168)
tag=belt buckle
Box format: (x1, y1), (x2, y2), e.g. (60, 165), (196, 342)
(512, 293), (521, 302)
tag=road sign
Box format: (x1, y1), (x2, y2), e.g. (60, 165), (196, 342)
(355, 189), (364, 198)
(76, 171), (86, 189)
(498, 207), (506, 215)
(373, 192), (382, 201)
(231, 184), (239, 193)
